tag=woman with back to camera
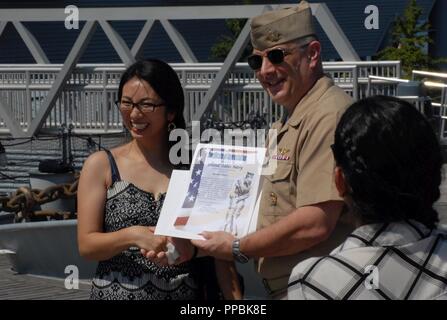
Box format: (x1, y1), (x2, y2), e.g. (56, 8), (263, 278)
(77, 59), (241, 300)
(288, 95), (447, 300)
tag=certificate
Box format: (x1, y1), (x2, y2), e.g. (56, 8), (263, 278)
(155, 143), (265, 240)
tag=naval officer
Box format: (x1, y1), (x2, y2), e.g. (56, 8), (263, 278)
(192, 1), (354, 299)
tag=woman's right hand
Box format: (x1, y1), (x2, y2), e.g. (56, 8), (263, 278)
(131, 226), (167, 253)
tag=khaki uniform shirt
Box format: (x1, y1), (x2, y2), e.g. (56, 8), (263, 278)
(256, 75), (354, 296)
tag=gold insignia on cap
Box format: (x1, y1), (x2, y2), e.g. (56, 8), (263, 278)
(270, 192), (277, 206)
(250, 1), (316, 51)
(266, 30), (282, 42)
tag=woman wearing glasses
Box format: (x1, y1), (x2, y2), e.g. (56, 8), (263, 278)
(77, 59), (241, 300)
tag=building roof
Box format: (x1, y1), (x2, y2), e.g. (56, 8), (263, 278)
(0, 0), (436, 63)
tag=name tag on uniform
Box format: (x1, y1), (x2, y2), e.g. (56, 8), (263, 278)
(272, 148), (290, 161)
(272, 154), (290, 160)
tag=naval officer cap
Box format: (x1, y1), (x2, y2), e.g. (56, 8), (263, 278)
(250, 1), (316, 51)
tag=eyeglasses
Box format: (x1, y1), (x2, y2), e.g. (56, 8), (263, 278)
(115, 100), (164, 113)
(247, 44), (310, 70)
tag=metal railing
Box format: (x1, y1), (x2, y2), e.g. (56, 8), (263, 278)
(366, 75), (430, 115)
(412, 70), (447, 81)
(412, 70), (447, 140)
(0, 61), (401, 135)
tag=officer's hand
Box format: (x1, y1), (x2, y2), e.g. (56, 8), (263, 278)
(191, 231), (235, 261)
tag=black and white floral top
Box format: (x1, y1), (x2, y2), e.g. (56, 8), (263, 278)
(90, 149), (199, 300)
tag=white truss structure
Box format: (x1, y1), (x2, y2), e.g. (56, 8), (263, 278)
(0, 4), (360, 137)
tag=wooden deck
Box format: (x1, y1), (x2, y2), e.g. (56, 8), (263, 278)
(0, 255), (91, 300)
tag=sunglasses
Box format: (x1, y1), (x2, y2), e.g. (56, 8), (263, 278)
(247, 44), (310, 70)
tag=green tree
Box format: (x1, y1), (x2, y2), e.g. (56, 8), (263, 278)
(377, 0), (445, 78)
(210, 19), (253, 62)
(209, 1), (253, 61)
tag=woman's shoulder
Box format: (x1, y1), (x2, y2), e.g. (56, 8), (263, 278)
(82, 145), (124, 174)
(80, 150), (110, 181)
(83, 149), (109, 167)
(81, 146), (127, 184)
(84, 144), (128, 165)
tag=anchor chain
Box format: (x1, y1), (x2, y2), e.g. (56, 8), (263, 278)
(0, 172), (79, 222)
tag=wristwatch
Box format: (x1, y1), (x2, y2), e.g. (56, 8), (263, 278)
(232, 238), (249, 263)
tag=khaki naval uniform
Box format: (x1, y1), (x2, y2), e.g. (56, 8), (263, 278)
(257, 75), (354, 297)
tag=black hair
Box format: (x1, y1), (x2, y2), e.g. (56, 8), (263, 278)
(118, 59), (186, 131)
(332, 95), (443, 228)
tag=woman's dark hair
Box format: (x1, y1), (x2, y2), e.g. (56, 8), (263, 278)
(118, 59), (186, 131)
(332, 95), (443, 228)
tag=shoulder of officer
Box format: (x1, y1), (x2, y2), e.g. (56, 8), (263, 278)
(309, 76), (352, 114)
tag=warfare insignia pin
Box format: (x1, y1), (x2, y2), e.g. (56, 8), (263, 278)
(266, 30), (281, 42)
